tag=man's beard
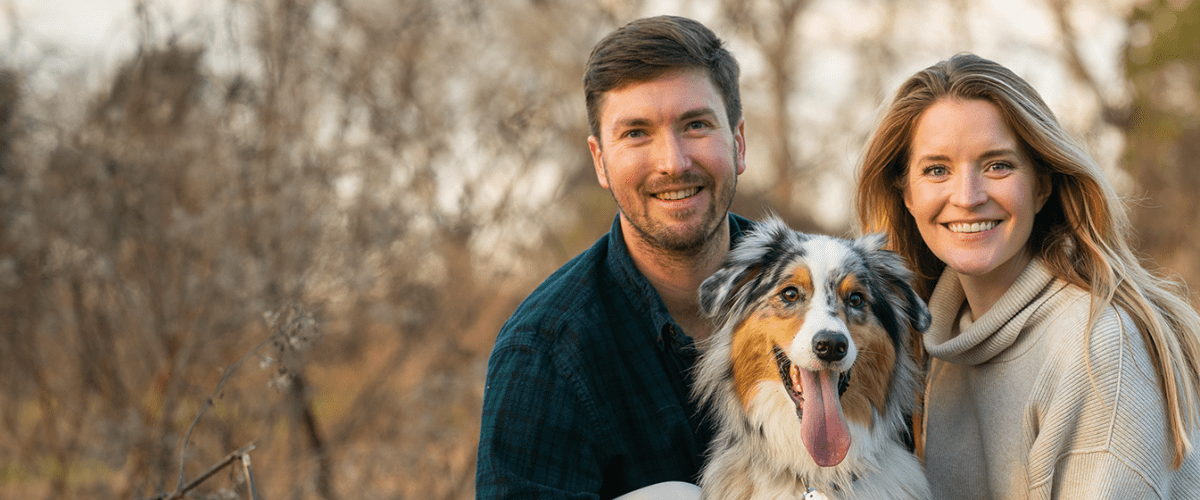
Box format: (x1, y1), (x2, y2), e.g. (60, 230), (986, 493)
(606, 162), (737, 256)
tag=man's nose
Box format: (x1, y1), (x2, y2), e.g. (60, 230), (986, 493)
(654, 132), (690, 175)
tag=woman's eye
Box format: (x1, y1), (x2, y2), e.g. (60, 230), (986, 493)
(986, 161), (1015, 173)
(846, 292), (864, 308)
(780, 286), (801, 303)
(923, 165), (948, 177)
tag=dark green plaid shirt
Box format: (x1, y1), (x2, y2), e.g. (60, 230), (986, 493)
(476, 214), (751, 499)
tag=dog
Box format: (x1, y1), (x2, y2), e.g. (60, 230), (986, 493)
(693, 216), (931, 499)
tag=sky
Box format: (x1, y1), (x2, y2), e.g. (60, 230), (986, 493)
(3, 0), (136, 58)
(1, 0), (214, 68)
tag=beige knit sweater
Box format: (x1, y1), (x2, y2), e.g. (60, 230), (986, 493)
(921, 259), (1200, 499)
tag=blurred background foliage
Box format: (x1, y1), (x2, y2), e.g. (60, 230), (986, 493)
(0, 0), (1195, 498)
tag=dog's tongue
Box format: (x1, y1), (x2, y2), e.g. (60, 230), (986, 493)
(796, 368), (851, 467)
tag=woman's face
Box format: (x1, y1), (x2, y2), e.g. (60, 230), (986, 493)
(902, 98), (1050, 288)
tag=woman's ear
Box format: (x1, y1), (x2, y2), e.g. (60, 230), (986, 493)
(1035, 172), (1052, 213)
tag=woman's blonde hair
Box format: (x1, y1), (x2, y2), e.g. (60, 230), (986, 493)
(855, 52), (1200, 468)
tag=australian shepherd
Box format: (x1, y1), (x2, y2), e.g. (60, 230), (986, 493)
(694, 216), (931, 499)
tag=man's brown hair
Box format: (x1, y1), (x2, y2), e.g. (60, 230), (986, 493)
(584, 16), (741, 142)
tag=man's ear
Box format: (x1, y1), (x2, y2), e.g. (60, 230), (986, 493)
(734, 118), (746, 175)
(588, 135), (610, 190)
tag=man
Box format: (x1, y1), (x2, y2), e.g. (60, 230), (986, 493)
(476, 15), (749, 499)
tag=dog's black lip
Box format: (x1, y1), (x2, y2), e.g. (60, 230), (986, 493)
(772, 345), (853, 421)
(773, 346), (804, 418)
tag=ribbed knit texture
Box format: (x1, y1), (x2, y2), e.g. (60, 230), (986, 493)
(921, 259), (1200, 499)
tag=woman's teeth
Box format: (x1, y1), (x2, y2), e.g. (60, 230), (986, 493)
(948, 221), (999, 233)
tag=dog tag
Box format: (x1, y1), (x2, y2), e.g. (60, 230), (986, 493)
(803, 486), (829, 500)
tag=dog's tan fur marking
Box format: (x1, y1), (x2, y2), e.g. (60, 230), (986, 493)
(836, 273), (897, 427)
(731, 312), (800, 410)
(842, 323), (897, 427)
(791, 267), (813, 296)
(837, 274), (861, 301)
(730, 268), (812, 410)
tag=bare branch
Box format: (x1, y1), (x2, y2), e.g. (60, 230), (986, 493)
(1047, 0), (1130, 127)
(175, 332), (282, 491)
(242, 453), (260, 500)
(169, 443), (256, 500)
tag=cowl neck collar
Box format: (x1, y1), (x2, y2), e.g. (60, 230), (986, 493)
(924, 259), (1064, 365)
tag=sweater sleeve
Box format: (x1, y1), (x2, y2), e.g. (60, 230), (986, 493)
(1025, 306), (1174, 500)
(1038, 451), (1163, 499)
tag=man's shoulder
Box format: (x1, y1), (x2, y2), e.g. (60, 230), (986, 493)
(495, 234), (622, 350)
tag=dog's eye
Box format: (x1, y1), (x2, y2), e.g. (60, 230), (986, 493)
(846, 291), (865, 308)
(780, 286), (801, 303)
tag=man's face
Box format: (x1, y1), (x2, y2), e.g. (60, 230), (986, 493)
(588, 67), (746, 254)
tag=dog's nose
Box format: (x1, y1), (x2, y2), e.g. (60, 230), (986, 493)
(812, 331), (849, 362)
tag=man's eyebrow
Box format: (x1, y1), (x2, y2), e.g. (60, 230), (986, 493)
(613, 117), (653, 129)
(612, 107), (720, 128)
(680, 107), (719, 124)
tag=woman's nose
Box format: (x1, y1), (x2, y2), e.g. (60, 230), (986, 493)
(950, 170), (987, 208)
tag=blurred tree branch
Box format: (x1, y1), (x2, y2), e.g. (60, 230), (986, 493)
(1047, 0), (1132, 128)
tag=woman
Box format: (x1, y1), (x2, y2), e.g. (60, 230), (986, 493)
(855, 52), (1200, 498)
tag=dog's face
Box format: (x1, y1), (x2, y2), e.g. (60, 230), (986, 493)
(698, 217), (930, 468)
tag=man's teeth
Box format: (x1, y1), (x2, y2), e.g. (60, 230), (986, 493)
(655, 187), (700, 201)
(948, 221), (999, 233)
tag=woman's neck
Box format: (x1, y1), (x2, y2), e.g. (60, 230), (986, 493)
(957, 252), (1033, 320)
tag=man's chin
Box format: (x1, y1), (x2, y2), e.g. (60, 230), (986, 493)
(629, 214), (725, 255)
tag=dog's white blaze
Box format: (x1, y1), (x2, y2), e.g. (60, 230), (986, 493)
(787, 237), (858, 372)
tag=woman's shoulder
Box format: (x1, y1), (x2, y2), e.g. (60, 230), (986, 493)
(1036, 281), (1157, 395)
(1038, 281), (1136, 344)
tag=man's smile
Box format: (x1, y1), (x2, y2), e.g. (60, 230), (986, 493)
(653, 187), (702, 201)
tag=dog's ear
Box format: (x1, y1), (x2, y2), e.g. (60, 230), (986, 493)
(856, 233), (931, 333)
(892, 271), (931, 333)
(699, 215), (797, 323)
(699, 261), (763, 321)
(857, 232), (888, 253)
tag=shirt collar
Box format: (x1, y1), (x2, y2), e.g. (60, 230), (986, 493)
(606, 214), (751, 349)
